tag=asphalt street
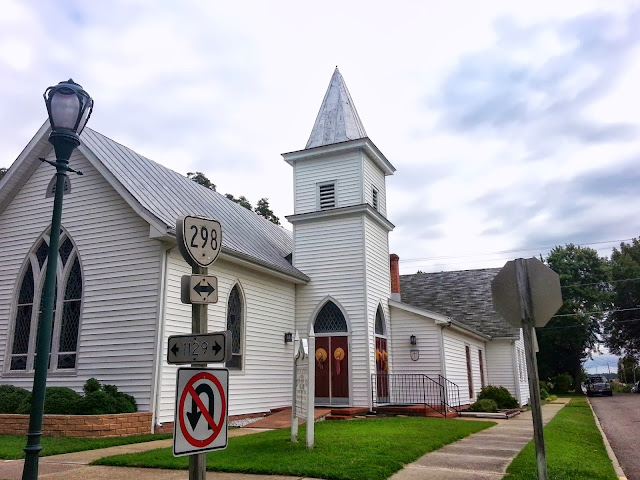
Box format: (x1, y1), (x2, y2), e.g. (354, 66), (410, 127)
(590, 393), (640, 480)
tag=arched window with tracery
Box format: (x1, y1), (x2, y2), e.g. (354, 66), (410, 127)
(8, 229), (83, 372)
(314, 301), (348, 333)
(225, 284), (244, 370)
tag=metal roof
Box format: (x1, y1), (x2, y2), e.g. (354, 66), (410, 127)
(80, 128), (308, 281)
(305, 67), (367, 149)
(400, 268), (520, 339)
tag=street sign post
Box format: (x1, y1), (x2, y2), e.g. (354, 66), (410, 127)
(177, 216), (222, 268)
(491, 257), (563, 480)
(167, 332), (232, 365)
(181, 275), (218, 304)
(175, 216), (224, 480)
(173, 367), (229, 457)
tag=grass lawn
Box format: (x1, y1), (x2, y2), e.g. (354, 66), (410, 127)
(503, 397), (617, 480)
(95, 417), (493, 480)
(0, 433), (172, 460)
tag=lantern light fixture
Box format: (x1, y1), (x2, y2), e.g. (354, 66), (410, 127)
(284, 332), (293, 343)
(410, 335), (417, 345)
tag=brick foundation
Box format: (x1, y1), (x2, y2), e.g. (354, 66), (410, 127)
(0, 412), (153, 438)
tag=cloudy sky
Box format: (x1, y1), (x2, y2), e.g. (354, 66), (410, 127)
(2, 0), (639, 277)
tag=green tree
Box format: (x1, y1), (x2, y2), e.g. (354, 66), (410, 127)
(605, 238), (640, 357)
(0, 167), (7, 181)
(186, 171), (216, 191)
(617, 355), (639, 384)
(254, 198), (280, 225)
(537, 244), (612, 390)
(224, 193), (252, 210)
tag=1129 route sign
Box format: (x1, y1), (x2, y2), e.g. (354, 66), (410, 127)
(177, 216), (222, 268)
(167, 332), (232, 365)
(173, 367), (228, 456)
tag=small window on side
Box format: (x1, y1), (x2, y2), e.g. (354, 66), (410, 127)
(372, 187), (378, 210)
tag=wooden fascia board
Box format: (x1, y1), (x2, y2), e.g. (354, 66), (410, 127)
(389, 300), (490, 341)
(0, 121), (52, 216)
(286, 203), (395, 231)
(282, 138), (395, 175)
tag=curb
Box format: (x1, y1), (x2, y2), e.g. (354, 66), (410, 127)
(587, 397), (627, 480)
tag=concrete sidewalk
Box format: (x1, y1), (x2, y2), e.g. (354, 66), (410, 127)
(0, 400), (569, 480)
(390, 398), (570, 480)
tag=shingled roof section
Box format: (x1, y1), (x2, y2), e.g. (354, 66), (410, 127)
(400, 268), (519, 339)
(80, 128), (308, 282)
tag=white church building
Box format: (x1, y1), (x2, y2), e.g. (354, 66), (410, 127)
(0, 69), (529, 430)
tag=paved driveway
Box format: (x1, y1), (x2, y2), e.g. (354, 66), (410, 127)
(590, 393), (640, 480)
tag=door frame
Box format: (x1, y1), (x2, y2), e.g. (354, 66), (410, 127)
(309, 296), (353, 407)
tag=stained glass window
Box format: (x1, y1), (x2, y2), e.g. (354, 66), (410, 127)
(225, 285), (243, 370)
(314, 301), (347, 333)
(375, 305), (385, 336)
(9, 230), (82, 372)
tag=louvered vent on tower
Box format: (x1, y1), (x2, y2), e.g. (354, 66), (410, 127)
(318, 182), (336, 210)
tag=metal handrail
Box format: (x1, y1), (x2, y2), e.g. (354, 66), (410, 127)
(371, 373), (449, 416)
(438, 374), (461, 412)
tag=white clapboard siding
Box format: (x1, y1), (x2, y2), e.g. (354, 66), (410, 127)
(293, 215), (367, 406)
(293, 152), (362, 214)
(485, 339), (519, 401)
(515, 329), (530, 405)
(0, 149), (163, 411)
(389, 306), (442, 377)
(157, 250), (296, 423)
(364, 215), (391, 378)
(363, 153), (387, 217)
(442, 329), (486, 405)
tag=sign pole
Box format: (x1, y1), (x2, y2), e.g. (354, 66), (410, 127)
(307, 333), (315, 449)
(189, 263), (207, 480)
(515, 259), (548, 480)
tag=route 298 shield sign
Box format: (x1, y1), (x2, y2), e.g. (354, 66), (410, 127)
(173, 367), (229, 456)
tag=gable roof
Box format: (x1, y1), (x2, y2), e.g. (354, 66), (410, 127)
(305, 68), (367, 149)
(1, 124), (308, 282)
(400, 268), (520, 339)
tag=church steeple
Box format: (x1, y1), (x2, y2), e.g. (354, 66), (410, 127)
(305, 68), (367, 149)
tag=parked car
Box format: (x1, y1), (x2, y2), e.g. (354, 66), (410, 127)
(586, 375), (613, 397)
(632, 381), (640, 394)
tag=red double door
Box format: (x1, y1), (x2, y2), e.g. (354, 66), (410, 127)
(315, 336), (349, 405)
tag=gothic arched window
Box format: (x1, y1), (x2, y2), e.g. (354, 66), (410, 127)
(8, 229), (83, 372)
(314, 301), (348, 333)
(225, 284), (244, 370)
(374, 305), (386, 336)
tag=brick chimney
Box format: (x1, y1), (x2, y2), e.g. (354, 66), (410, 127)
(390, 254), (401, 301)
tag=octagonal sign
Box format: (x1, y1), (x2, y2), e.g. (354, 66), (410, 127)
(491, 257), (563, 328)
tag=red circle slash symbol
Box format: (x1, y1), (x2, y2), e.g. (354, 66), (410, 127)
(179, 372), (226, 447)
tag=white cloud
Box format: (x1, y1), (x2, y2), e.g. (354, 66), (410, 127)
(1, 0), (639, 276)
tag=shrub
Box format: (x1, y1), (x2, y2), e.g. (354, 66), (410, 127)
(468, 399), (498, 412)
(612, 382), (632, 394)
(539, 381), (549, 392)
(83, 378), (101, 395)
(75, 391), (118, 415)
(540, 388), (550, 400)
(0, 385), (30, 414)
(546, 394), (558, 402)
(477, 385), (519, 409)
(552, 373), (573, 393)
(18, 387), (81, 415)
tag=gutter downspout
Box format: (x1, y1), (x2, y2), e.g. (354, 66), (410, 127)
(150, 245), (171, 432)
(511, 339), (522, 405)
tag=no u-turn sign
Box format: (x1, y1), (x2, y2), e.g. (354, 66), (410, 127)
(173, 367), (229, 456)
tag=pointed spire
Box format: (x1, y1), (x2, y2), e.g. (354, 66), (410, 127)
(305, 68), (367, 149)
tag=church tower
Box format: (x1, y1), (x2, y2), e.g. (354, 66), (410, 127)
(283, 68), (395, 408)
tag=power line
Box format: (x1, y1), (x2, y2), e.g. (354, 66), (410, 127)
(398, 237), (633, 264)
(541, 317), (640, 330)
(552, 307), (640, 318)
(561, 277), (640, 289)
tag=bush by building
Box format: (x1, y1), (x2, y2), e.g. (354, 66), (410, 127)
(477, 385), (519, 409)
(2, 379), (136, 415)
(468, 398), (498, 412)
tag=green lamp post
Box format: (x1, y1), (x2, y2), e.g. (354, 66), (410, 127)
(22, 79), (93, 480)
